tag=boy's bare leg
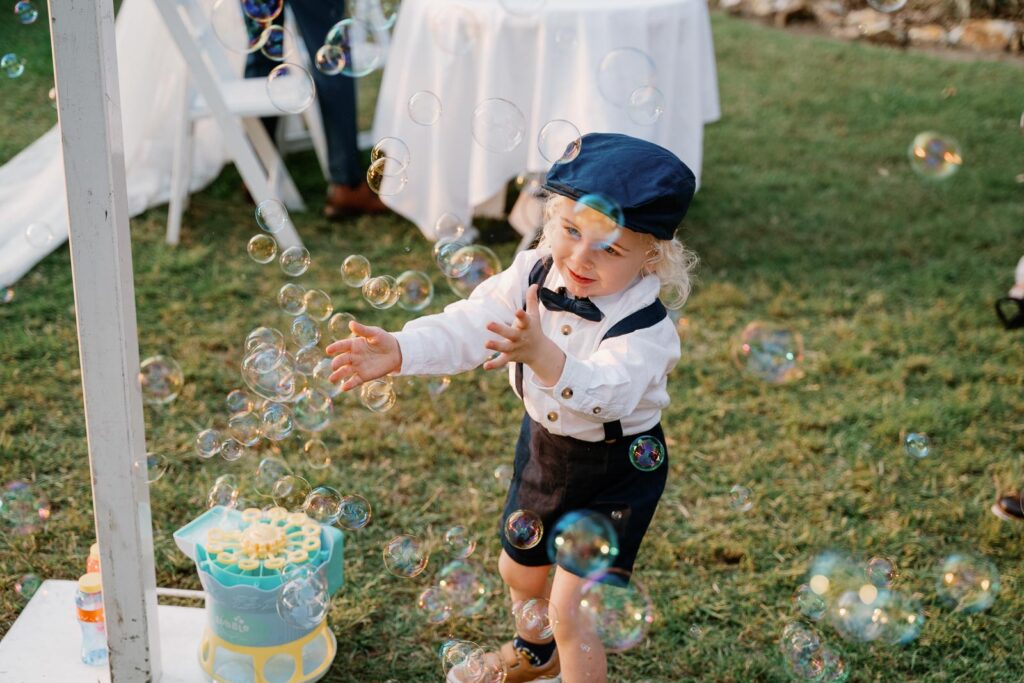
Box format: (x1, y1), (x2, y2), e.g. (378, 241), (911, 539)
(549, 567), (607, 683)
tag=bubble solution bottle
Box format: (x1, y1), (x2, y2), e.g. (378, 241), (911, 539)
(75, 572), (108, 666)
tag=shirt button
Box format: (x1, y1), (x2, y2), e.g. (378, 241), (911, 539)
(561, 387), (573, 399)
(560, 324), (572, 336)
(592, 407), (601, 415)
(546, 411), (558, 422)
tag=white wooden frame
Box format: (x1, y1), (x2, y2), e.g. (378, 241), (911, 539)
(46, 0), (161, 678)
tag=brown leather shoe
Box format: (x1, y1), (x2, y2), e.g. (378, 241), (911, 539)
(991, 491), (1024, 522)
(324, 181), (389, 219)
(495, 639), (560, 683)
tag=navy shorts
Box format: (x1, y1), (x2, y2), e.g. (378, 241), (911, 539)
(499, 414), (669, 579)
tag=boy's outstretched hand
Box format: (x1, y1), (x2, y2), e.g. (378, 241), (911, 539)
(326, 321), (402, 392)
(483, 284), (566, 387)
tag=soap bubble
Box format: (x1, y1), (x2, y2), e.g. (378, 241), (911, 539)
(877, 591), (925, 645)
(314, 44), (346, 75)
(597, 48), (656, 107)
(472, 98), (526, 153)
(628, 435), (665, 472)
(280, 245), (311, 277)
(292, 388), (333, 432)
(362, 275), (400, 309)
(729, 485), (753, 512)
(14, 573), (41, 600)
(271, 475), (311, 510)
(341, 255), (372, 288)
(447, 245), (502, 299)
(828, 586), (889, 642)
(290, 315), (321, 348)
(277, 570), (329, 630)
(360, 377), (397, 412)
(573, 193), (624, 249)
(579, 568), (654, 652)
(547, 510), (618, 575)
(444, 525), (476, 559)
(435, 239), (473, 278)
(226, 389), (255, 415)
(310, 359), (344, 399)
(228, 410), (262, 447)
(337, 494), (372, 530)
(260, 24), (293, 62)
(1, 53), (26, 79)
(14, 2), (38, 24)
(2, 288), (13, 304)
(628, 86), (665, 126)
(908, 132), (962, 180)
(303, 485), (343, 524)
(0, 481), (50, 535)
(537, 119), (582, 165)
(493, 464), (513, 489)
(730, 320), (805, 384)
(936, 553), (999, 613)
(299, 290), (331, 323)
(499, 0), (547, 15)
(255, 199), (291, 234)
(370, 137), (411, 171)
(383, 534), (429, 578)
(367, 157), (408, 196)
(208, 474), (241, 509)
(145, 452), (169, 482)
(246, 236), (278, 266)
(866, 556), (898, 587)
(266, 63), (315, 114)
(241, 347), (298, 402)
(514, 598), (558, 641)
(303, 439), (332, 469)
(278, 282), (307, 315)
(361, 0), (399, 30)
(867, 0), (906, 13)
(807, 551), (864, 604)
(779, 621), (848, 682)
(437, 560), (491, 617)
(325, 17), (385, 78)
(396, 270), (434, 312)
(220, 439), (247, 462)
(328, 312), (357, 339)
(210, 0), (268, 54)
(417, 586), (452, 624)
(242, 0), (283, 22)
(246, 327), (285, 353)
(260, 402), (294, 441)
(794, 583), (827, 620)
(255, 457), (292, 495)
(294, 345), (324, 375)
(428, 376), (451, 398)
(428, 4), (480, 56)
(195, 429), (223, 459)
(139, 355), (184, 405)
(505, 509), (543, 550)
(24, 222), (53, 249)
(904, 433), (930, 459)
(408, 90), (442, 126)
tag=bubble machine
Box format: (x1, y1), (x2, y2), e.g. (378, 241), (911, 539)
(174, 505), (344, 683)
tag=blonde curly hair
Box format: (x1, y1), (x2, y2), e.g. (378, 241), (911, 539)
(536, 195), (699, 310)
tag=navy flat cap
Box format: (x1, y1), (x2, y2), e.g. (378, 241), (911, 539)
(543, 133), (696, 241)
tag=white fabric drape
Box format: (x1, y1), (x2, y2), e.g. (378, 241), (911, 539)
(0, 0), (240, 288)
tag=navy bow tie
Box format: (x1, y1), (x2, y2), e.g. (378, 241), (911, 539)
(539, 286), (604, 322)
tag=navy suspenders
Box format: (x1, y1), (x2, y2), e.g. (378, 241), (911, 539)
(514, 256), (668, 442)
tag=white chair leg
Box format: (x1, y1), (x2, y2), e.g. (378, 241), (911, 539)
(244, 118), (305, 212)
(166, 92), (193, 246)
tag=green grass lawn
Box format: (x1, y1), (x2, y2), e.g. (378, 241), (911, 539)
(2, 9), (1024, 682)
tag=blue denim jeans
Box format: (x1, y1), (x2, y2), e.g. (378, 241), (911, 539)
(245, 0), (362, 186)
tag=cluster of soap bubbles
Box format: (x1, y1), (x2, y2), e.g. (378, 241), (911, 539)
(778, 621), (848, 682)
(404, 526), (493, 625)
(439, 638), (506, 683)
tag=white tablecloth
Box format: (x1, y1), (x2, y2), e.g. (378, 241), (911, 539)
(371, 0), (720, 241)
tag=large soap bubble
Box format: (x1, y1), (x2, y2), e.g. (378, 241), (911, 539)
(139, 355), (184, 405)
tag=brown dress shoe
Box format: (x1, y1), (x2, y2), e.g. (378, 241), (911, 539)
(324, 181), (389, 219)
(991, 491), (1024, 522)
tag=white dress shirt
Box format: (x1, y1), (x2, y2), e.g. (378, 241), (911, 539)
(393, 248), (682, 442)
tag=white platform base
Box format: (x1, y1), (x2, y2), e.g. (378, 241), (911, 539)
(0, 580), (207, 682)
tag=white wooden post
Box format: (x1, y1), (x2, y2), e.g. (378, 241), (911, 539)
(46, 0), (162, 680)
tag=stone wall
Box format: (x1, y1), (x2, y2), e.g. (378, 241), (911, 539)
(716, 0), (1024, 54)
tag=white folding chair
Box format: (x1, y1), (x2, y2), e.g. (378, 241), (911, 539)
(156, 0), (306, 248)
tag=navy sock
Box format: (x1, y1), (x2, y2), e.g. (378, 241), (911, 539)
(513, 636), (556, 667)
